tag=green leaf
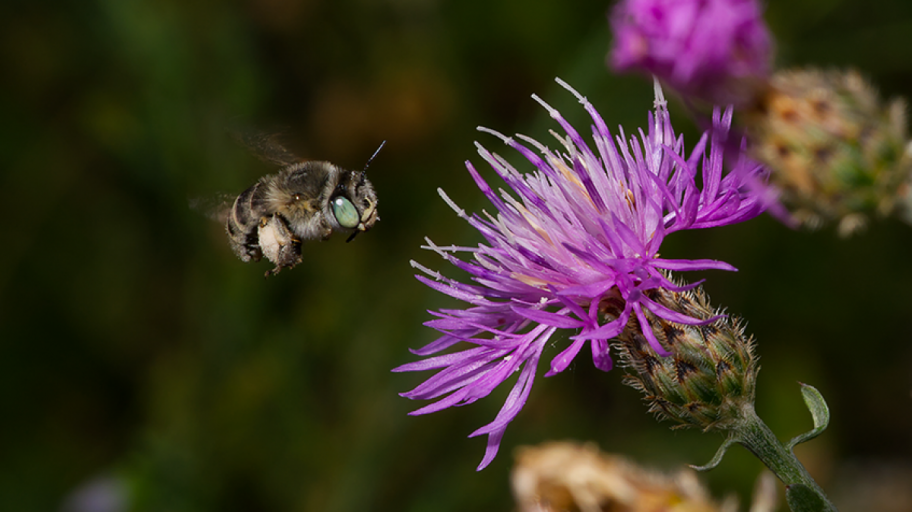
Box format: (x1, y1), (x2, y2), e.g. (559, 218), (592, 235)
(786, 483), (837, 512)
(787, 383), (830, 451)
(690, 435), (738, 472)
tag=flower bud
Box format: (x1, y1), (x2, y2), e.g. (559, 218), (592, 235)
(747, 68), (911, 235)
(612, 286), (758, 431)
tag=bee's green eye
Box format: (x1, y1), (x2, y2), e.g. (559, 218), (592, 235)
(332, 196), (360, 228)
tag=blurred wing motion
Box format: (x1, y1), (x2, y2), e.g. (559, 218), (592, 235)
(189, 193), (235, 225)
(230, 129), (302, 167)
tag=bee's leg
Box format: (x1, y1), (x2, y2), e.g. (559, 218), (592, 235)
(260, 215), (301, 278)
(275, 237), (302, 271)
(320, 223), (333, 240)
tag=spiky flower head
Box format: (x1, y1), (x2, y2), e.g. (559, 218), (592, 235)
(612, 284), (757, 431)
(747, 69), (912, 236)
(609, 0), (773, 107)
(394, 78), (768, 470)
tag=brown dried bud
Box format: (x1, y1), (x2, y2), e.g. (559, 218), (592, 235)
(511, 441), (726, 512)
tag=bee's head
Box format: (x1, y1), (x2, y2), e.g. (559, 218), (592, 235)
(331, 170), (378, 242)
(339, 140), (384, 241)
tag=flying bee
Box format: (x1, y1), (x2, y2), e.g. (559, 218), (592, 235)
(205, 131), (382, 277)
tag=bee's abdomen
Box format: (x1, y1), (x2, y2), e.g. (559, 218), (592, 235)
(226, 182), (264, 262)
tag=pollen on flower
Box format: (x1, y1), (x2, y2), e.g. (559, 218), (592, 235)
(514, 203), (554, 245)
(512, 273), (557, 289)
(555, 161), (588, 195)
(623, 187), (637, 211)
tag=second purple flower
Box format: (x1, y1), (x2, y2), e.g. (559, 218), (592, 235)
(394, 79), (768, 470)
(609, 0), (773, 107)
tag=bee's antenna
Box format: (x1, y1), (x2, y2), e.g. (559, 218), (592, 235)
(346, 231), (360, 243)
(363, 140), (386, 172)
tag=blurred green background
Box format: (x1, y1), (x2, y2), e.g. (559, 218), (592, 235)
(2, 0), (911, 510)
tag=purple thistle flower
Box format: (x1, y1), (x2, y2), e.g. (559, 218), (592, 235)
(609, 0), (773, 106)
(394, 78), (768, 470)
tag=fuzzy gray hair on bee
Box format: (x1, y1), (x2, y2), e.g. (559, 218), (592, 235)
(211, 131), (382, 277)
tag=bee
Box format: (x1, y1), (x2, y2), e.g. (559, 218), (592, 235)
(206, 132), (382, 277)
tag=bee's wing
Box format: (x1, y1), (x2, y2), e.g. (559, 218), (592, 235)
(230, 129), (302, 167)
(189, 193), (235, 224)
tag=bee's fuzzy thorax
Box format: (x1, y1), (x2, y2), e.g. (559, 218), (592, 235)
(262, 178), (299, 214)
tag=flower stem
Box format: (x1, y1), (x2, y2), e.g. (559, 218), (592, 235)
(736, 404), (837, 512)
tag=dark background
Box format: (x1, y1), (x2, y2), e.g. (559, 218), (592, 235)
(2, 0), (911, 510)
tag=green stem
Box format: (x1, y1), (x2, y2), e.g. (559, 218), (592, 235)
(735, 404), (838, 512)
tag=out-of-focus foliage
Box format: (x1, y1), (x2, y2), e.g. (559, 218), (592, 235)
(0, 0), (910, 511)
